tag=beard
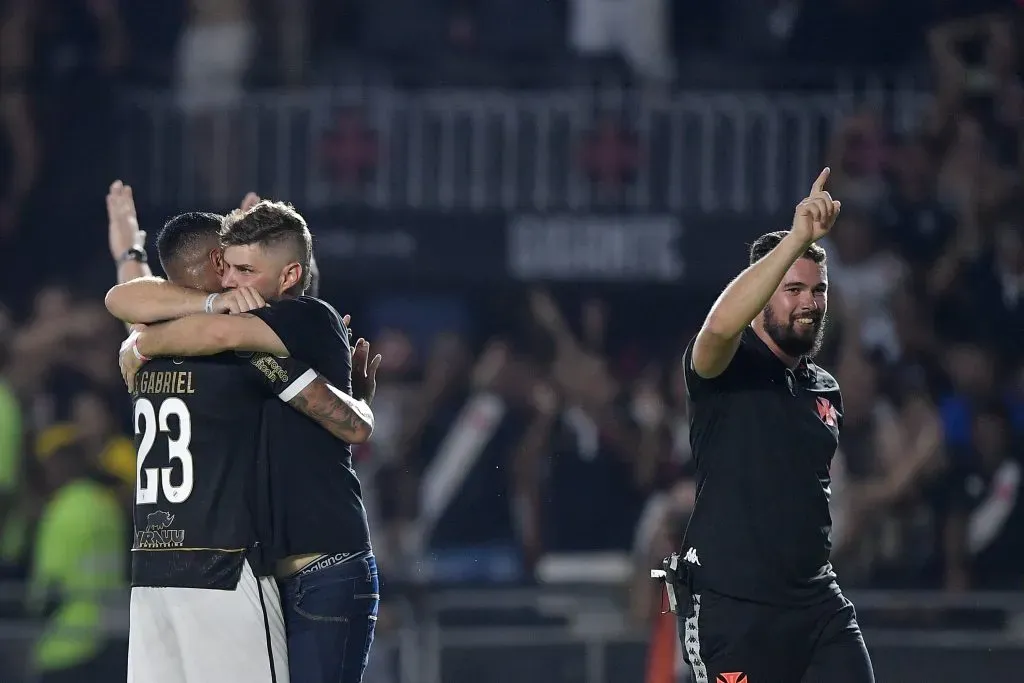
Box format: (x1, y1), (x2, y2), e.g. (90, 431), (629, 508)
(762, 303), (826, 359)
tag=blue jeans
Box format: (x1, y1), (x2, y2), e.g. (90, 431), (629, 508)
(280, 555), (379, 683)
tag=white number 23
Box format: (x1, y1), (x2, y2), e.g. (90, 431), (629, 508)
(134, 397), (194, 505)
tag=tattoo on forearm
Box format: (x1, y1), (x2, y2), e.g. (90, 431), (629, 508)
(289, 383), (371, 441)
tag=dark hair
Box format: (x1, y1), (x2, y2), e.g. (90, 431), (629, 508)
(749, 231), (827, 266)
(220, 201), (313, 293)
(307, 254), (320, 297)
(156, 212), (224, 273)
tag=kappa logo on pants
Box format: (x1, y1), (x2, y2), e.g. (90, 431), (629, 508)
(717, 674), (747, 683)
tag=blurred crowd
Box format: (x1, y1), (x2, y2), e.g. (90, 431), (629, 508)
(2, 0), (1021, 239)
(1, 0), (1024, 680)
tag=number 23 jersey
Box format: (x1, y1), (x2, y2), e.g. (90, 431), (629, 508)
(130, 351), (316, 589)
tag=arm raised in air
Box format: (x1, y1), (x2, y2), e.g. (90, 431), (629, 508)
(691, 168), (841, 379)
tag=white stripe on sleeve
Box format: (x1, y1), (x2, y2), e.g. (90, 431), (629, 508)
(278, 368), (318, 402)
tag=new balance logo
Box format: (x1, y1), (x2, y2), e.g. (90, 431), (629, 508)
(682, 547), (701, 566)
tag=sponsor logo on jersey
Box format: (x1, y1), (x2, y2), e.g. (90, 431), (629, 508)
(252, 354), (289, 384)
(682, 547), (701, 566)
(135, 510), (186, 549)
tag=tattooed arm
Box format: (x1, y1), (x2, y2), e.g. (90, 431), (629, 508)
(286, 377), (374, 444)
(246, 353), (373, 445)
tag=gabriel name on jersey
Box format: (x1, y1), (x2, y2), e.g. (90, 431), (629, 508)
(131, 352), (313, 590)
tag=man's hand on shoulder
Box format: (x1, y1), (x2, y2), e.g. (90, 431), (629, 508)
(352, 338), (382, 406)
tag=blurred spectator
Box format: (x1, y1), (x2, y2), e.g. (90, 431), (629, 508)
(353, 328), (418, 571)
(937, 221), (1024, 361)
(0, 0), (124, 255)
(176, 0), (254, 110)
(937, 343), (1001, 459)
(35, 390), (135, 504)
(27, 442), (126, 683)
(823, 211), (906, 362)
(409, 336), (526, 581)
(937, 401), (1024, 590)
(826, 111), (890, 211)
(833, 346), (945, 584)
(568, 0), (674, 81)
(0, 305), (25, 577)
(0, 0), (41, 237)
(0, 305), (21, 519)
(176, 0), (255, 205)
(8, 289), (123, 432)
(879, 135), (958, 282)
(517, 291), (647, 583)
(628, 360), (695, 622)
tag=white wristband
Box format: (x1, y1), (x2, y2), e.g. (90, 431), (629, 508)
(204, 292), (219, 313)
(131, 337), (149, 362)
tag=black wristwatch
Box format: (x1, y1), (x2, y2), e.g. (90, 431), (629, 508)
(118, 246), (148, 265)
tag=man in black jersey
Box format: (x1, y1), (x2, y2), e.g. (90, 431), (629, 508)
(672, 169), (875, 683)
(105, 211), (375, 683)
(107, 200), (380, 683)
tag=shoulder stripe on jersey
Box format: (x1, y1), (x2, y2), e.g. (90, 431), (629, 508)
(278, 368), (318, 402)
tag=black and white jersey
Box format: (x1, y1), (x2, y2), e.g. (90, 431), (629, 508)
(131, 352), (316, 589)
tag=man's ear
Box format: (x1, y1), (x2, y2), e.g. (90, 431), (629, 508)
(280, 262), (303, 294)
(210, 248), (225, 276)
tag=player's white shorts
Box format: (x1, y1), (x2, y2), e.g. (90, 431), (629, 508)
(127, 560), (288, 683)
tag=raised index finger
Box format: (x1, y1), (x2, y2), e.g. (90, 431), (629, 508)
(810, 167), (830, 194)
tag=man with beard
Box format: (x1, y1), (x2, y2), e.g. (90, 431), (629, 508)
(668, 169), (875, 683)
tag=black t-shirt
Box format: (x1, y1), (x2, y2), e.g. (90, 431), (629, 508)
(252, 297), (371, 558)
(939, 457), (1024, 589)
(681, 328), (843, 605)
(131, 352), (317, 589)
(544, 406), (646, 552)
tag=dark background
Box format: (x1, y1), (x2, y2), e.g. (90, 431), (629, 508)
(2, 0), (1024, 681)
